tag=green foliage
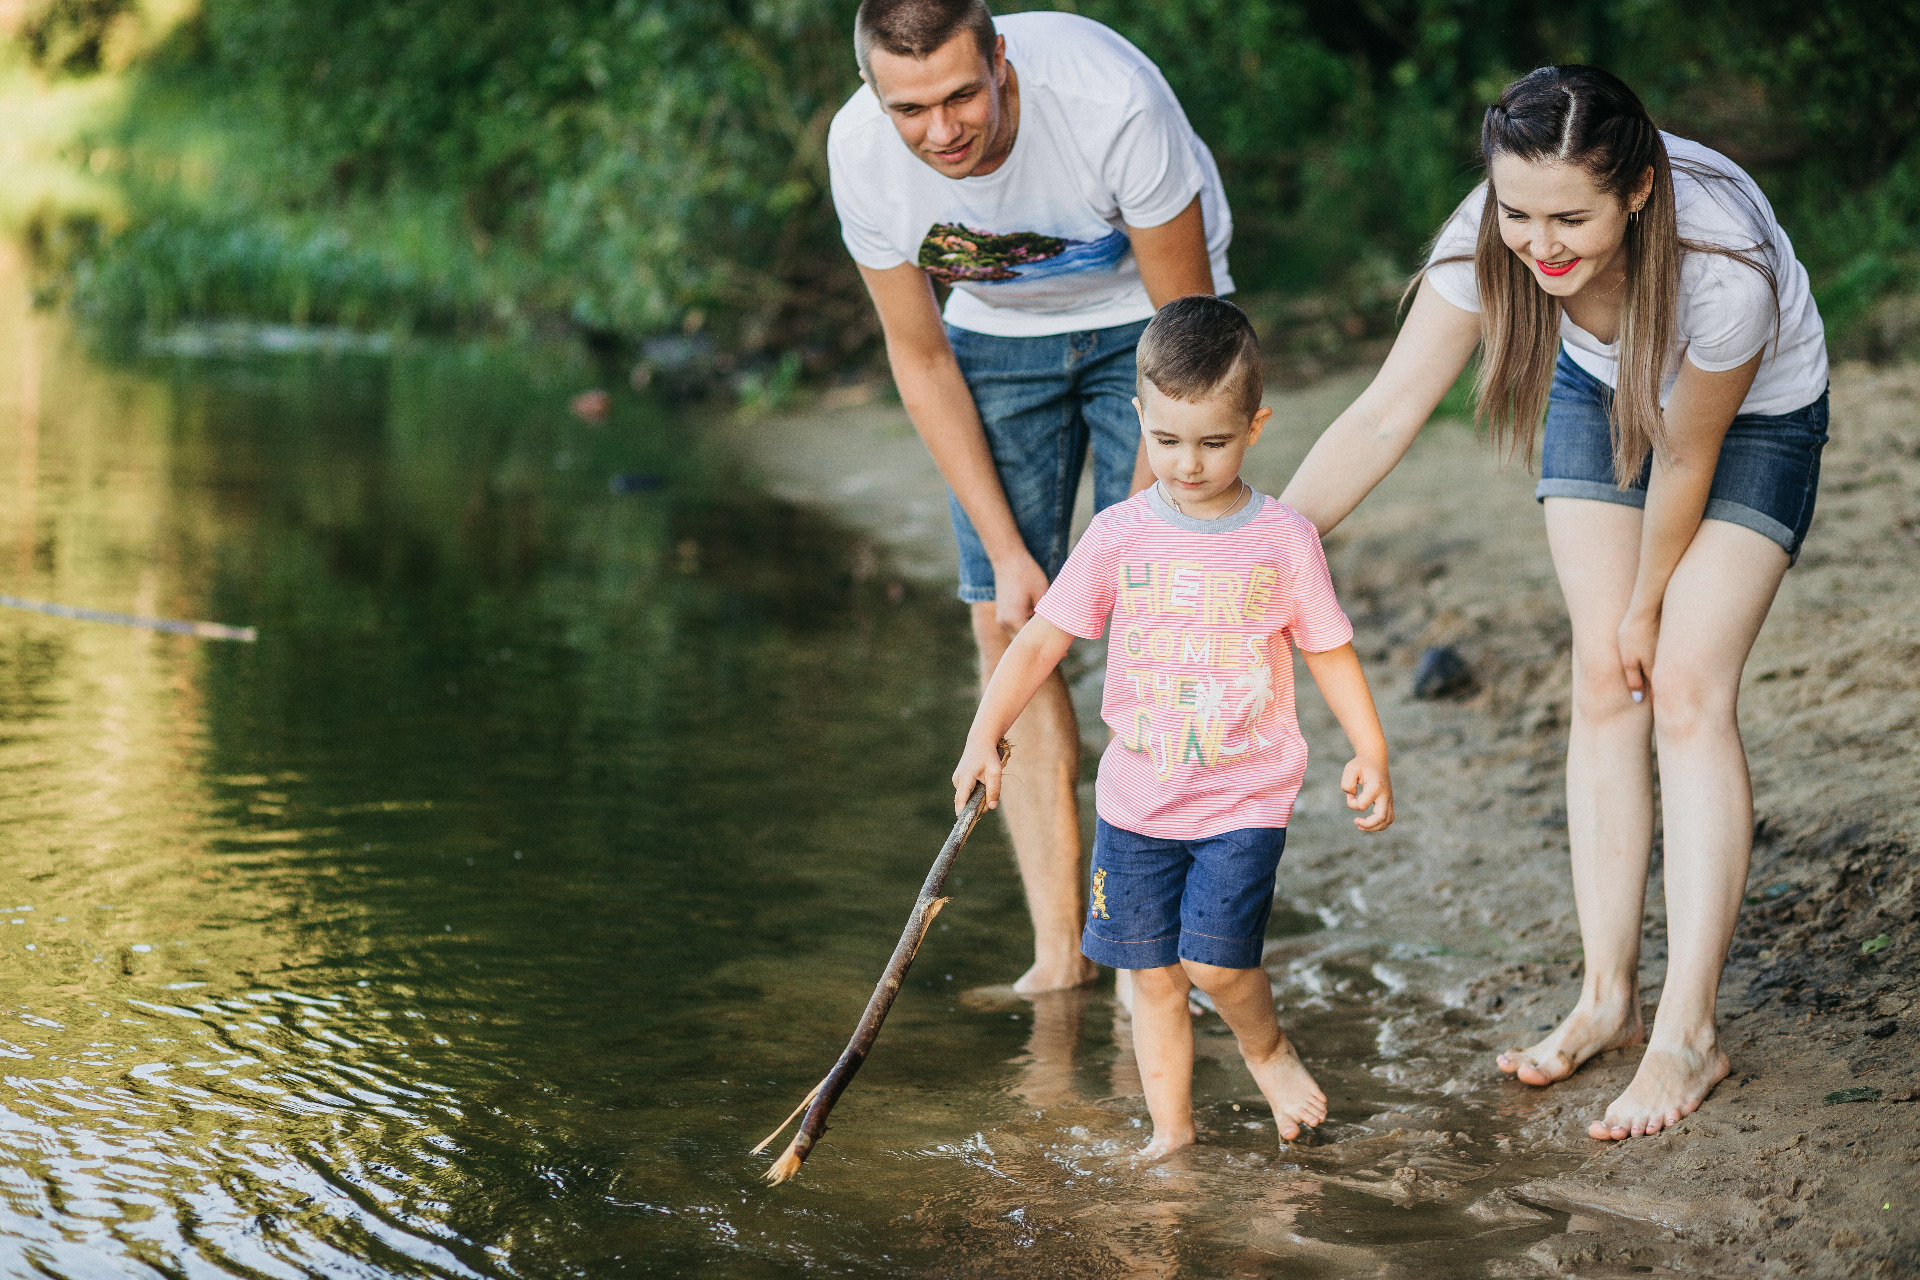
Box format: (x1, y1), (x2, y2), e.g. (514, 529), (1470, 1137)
(22, 0), (1920, 358)
(18, 0), (136, 74)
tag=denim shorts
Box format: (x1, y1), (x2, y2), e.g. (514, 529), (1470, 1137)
(945, 318), (1150, 602)
(1536, 350), (1829, 562)
(1081, 819), (1286, 971)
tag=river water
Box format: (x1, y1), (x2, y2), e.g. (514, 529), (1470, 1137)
(0, 257), (1582, 1277)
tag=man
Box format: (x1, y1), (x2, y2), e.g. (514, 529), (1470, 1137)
(828, 0), (1233, 992)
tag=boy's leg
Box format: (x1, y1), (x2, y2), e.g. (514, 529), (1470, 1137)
(1129, 963), (1199, 1157)
(946, 325), (1097, 993)
(1183, 960), (1327, 1141)
(1080, 819), (1191, 1151)
(1177, 826), (1324, 1140)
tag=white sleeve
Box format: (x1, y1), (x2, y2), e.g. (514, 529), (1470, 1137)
(1682, 253), (1777, 372)
(827, 122), (911, 271)
(1423, 185), (1486, 314)
(1101, 68), (1206, 229)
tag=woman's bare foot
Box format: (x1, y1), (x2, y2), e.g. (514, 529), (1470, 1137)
(1497, 1000), (1645, 1086)
(1012, 954), (1101, 995)
(1134, 1127), (1196, 1163)
(1241, 1034), (1327, 1141)
(1588, 1041), (1729, 1140)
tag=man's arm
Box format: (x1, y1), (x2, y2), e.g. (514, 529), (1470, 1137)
(1122, 194), (1215, 491)
(858, 261), (1051, 631)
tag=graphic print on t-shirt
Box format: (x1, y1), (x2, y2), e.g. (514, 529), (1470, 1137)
(1108, 556), (1287, 777)
(917, 222), (1130, 284)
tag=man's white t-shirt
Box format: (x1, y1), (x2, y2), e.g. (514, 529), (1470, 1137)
(827, 11), (1232, 338)
(1425, 134), (1827, 417)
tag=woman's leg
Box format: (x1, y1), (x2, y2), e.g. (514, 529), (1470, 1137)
(1128, 963), (1198, 1159)
(1184, 960), (1327, 1141)
(1591, 519), (1788, 1139)
(1499, 497), (1655, 1084)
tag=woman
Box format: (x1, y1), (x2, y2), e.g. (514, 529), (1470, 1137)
(1281, 66), (1828, 1141)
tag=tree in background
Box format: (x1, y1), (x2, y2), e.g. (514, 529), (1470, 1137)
(13, 0), (1920, 363)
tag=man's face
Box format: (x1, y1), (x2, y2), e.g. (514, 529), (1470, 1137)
(864, 31), (1008, 179)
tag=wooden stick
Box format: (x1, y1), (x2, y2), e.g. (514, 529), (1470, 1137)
(761, 741), (1008, 1185)
(0, 594), (257, 642)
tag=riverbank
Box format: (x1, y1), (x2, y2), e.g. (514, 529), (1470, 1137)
(727, 362), (1920, 1276)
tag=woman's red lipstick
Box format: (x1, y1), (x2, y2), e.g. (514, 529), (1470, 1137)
(1536, 257), (1580, 277)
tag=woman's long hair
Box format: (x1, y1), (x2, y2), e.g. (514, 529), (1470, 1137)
(1455, 66), (1776, 483)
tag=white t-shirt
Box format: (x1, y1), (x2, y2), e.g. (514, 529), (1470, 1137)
(827, 10), (1233, 338)
(1425, 134), (1827, 416)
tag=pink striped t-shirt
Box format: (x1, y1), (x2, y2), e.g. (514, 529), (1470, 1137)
(1035, 487), (1353, 839)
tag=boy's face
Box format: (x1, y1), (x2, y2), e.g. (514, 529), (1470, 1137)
(1134, 382), (1271, 515)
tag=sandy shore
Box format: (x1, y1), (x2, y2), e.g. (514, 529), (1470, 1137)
(726, 361), (1919, 1275)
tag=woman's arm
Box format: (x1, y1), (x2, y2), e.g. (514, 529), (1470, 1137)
(1616, 349), (1765, 697)
(1280, 279), (1483, 535)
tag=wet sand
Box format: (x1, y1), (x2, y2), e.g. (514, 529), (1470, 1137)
(728, 361), (1920, 1276)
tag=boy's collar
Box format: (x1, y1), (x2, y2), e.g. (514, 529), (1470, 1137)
(1145, 483), (1265, 535)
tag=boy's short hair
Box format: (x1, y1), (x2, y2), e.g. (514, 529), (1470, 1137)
(855, 0), (997, 82)
(1136, 295), (1263, 419)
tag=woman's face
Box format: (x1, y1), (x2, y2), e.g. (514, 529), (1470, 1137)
(1488, 156), (1646, 298)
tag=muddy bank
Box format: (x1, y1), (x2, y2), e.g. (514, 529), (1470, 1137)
(728, 361), (1919, 1276)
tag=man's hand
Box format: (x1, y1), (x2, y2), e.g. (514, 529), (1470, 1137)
(991, 552), (1051, 633)
(1341, 755), (1394, 832)
(953, 733), (1009, 814)
(1617, 605), (1660, 704)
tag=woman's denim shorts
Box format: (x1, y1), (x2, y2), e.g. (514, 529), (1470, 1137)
(944, 318), (1149, 602)
(1081, 819), (1286, 971)
(1536, 351), (1829, 563)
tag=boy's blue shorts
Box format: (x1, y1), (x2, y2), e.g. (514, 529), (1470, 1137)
(1081, 819), (1286, 971)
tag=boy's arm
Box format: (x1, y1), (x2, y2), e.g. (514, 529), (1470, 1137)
(1299, 642), (1394, 831)
(953, 616), (1077, 813)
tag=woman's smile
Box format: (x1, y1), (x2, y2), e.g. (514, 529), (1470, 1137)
(1535, 256), (1581, 277)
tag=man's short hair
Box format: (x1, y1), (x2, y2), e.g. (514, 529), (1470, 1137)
(855, 0), (997, 83)
(1137, 296), (1263, 419)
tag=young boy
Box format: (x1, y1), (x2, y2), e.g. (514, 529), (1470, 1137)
(952, 295), (1393, 1158)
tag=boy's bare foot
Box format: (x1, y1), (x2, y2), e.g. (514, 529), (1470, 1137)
(1012, 954), (1101, 994)
(1241, 1033), (1327, 1141)
(1134, 1127), (1196, 1163)
(1588, 1041), (1729, 1140)
(1496, 1000), (1644, 1086)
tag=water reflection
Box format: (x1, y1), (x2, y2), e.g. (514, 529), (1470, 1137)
(1, 249), (1577, 1279)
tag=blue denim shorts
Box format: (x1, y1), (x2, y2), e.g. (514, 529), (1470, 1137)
(944, 318), (1150, 602)
(1536, 350), (1829, 562)
(1081, 819), (1287, 971)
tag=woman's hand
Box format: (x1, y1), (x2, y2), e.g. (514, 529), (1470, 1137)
(1617, 605), (1661, 702)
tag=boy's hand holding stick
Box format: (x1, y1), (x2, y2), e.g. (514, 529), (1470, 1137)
(755, 740), (1010, 1185)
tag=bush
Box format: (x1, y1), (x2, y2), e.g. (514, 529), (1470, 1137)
(22, 0), (1920, 358)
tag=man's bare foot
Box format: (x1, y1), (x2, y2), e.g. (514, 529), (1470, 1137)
(1496, 1001), (1644, 1086)
(1588, 1041), (1729, 1140)
(1134, 1127), (1195, 1163)
(1241, 1034), (1327, 1141)
(1012, 954), (1101, 995)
